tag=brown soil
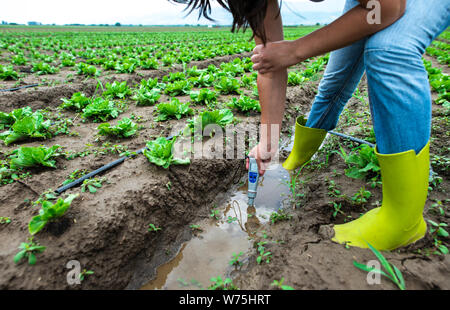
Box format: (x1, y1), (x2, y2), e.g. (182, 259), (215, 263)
(233, 73), (450, 291)
(0, 52), (448, 290)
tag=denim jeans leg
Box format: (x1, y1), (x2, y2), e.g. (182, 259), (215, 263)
(306, 0), (366, 130)
(364, 0), (450, 155)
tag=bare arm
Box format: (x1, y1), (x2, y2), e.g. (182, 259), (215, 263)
(247, 0), (287, 175)
(252, 0), (406, 73)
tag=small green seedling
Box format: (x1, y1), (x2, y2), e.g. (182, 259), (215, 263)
(271, 278), (294, 290)
(177, 278), (190, 287)
(429, 199), (447, 216)
(269, 209), (292, 224)
(189, 224), (203, 232)
(326, 177), (342, 198)
(353, 242), (405, 290)
(0, 216), (11, 224)
(79, 269), (94, 282)
(210, 206), (221, 220)
(62, 169), (88, 186)
(208, 276), (238, 290)
(226, 216), (238, 223)
(330, 201), (344, 218)
(352, 187), (372, 205)
(81, 177), (106, 194)
(148, 223), (162, 232)
(256, 241), (272, 265)
(229, 252), (244, 267)
(14, 237), (46, 265)
(166, 181), (172, 190)
(427, 220), (449, 254)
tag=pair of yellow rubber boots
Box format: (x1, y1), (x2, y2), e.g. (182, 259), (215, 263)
(283, 117), (429, 251)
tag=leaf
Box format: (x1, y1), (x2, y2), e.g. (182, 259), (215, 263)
(9, 145), (60, 170)
(1, 112), (51, 145)
(14, 250), (26, 264)
(366, 242), (396, 281)
(28, 253), (37, 265)
(88, 185), (97, 193)
(256, 256), (262, 264)
(28, 245), (46, 253)
(82, 97), (119, 122)
(28, 215), (47, 235)
(392, 264), (405, 290)
(427, 219), (439, 227)
(143, 136), (190, 169)
(437, 227), (449, 238)
(438, 245), (449, 254)
(353, 261), (390, 278)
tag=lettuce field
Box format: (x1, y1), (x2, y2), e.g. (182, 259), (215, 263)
(0, 26), (448, 290)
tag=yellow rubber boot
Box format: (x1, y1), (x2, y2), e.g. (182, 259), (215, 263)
(332, 141), (430, 251)
(282, 116), (327, 171)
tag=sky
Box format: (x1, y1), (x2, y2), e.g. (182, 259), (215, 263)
(1, 0), (345, 26)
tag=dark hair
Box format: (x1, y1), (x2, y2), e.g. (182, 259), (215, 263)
(169, 0), (281, 44)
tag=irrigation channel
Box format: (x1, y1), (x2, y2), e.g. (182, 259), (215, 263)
(132, 130), (372, 290)
(140, 156), (292, 290)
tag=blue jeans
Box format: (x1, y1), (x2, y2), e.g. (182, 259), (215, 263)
(306, 0), (450, 154)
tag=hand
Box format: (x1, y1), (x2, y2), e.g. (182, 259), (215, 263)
(246, 142), (278, 176)
(251, 40), (302, 74)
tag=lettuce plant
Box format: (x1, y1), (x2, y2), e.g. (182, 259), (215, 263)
(164, 80), (192, 97)
(32, 62), (58, 75)
(28, 194), (79, 235)
(0, 112), (52, 145)
(77, 62), (100, 77)
(97, 117), (138, 138)
(132, 87), (161, 106)
(59, 92), (91, 111)
(102, 81), (132, 99)
(9, 145), (61, 170)
(155, 99), (193, 121)
(140, 57), (159, 70)
(143, 137), (190, 169)
(215, 76), (240, 94)
(0, 65), (19, 80)
(82, 97), (119, 122)
(187, 109), (234, 132)
(162, 72), (186, 83)
(0, 107), (33, 130)
(227, 95), (260, 112)
(190, 89), (217, 106)
(190, 72), (215, 88)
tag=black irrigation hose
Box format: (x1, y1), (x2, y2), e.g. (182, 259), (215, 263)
(328, 130), (435, 177)
(0, 83), (40, 92)
(55, 136), (174, 195)
(328, 130), (376, 148)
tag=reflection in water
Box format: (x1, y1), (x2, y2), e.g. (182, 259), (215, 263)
(141, 163), (292, 290)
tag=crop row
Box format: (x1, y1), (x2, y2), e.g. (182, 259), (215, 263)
(0, 53), (330, 271)
(0, 27), (322, 82)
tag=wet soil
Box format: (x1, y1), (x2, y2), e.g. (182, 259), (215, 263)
(0, 52), (448, 290)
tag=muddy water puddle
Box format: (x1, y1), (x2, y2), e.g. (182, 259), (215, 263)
(141, 162), (292, 290)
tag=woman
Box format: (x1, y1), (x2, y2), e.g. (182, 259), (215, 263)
(173, 0), (450, 251)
